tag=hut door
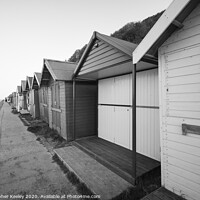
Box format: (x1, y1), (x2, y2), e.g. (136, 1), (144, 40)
(43, 87), (49, 123)
(51, 83), (61, 134)
(98, 75), (131, 149)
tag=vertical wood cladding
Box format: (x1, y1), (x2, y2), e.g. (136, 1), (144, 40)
(75, 81), (98, 138)
(65, 82), (73, 141)
(65, 81), (98, 141)
(39, 86), (49, 123)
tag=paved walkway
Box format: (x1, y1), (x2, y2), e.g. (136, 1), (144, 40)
(0, 103), (77, 199)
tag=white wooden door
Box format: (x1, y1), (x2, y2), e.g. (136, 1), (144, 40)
(98, 70), (160, 161)
(114, 74), (130, 105)
(98, 75), (131, 149)
(98, 105), (115, 143)
(114, 106), (131, 148)
(98, 78), (115, 104)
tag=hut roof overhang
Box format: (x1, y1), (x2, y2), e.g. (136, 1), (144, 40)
(73, 31), (158, 80)
(132, 0), (199, 64)
(31, 72), (41, 89)
(25, 76), (33, 91)
(40, 59), (76, 86)
(21, 80), (27, 92)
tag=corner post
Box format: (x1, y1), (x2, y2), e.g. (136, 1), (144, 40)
(132, 63), (137, 182)
(73, 79), (76, 140)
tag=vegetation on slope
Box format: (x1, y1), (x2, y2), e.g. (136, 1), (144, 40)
(68, 11), (163, 63)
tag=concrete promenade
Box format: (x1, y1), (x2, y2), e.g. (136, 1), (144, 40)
(0, 103), (77, 199)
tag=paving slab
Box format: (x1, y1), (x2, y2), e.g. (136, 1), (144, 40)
(54, 145), (132, 200)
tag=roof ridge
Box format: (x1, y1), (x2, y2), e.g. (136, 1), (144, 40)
(44, 58), (76, 64)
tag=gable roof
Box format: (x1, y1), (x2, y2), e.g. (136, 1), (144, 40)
(73, 31), (157, 78)
(17, 86), (21, 93)
(133, 0), (199, 64)
(21, 80), (26, 92)
(26, 76), (33, 90)
(40, 59), (76, 86)
(31, 72), (42, 89)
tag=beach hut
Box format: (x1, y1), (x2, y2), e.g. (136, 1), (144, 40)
(39, 63), (49, 123)
(133, 0), (200, 199)
(12, 92), (17, 108)
(25, 76), (33, 112)
(29, 72), (41, 118)
(73, 31), (159, 184)
(16, 86), (22, 111)
(40, 59), (97, 141)
(40, 59), (78, 139)
(21, 80), (27, 110)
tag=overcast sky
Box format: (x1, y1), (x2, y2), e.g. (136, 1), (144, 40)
(0, 0), (173, 100)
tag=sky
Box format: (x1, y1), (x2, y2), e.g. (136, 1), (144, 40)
(0, 0), (173, 100)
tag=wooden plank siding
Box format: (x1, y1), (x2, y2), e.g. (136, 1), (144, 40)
(21, 92), (27, 110)
(79, 39), (131, 76)
(65, 81), (98, 141)
(49, 78), (61, 134)
(34, 89), (40, 118)
(75, 81), (98, 139)
(29, 89), (34, 117)
(29, 89), (40, 119)
(39, 86), (49, 123)
(59, 81), (67, 139)
(65, 82), (73, 141)
(47, 76), (68, 139)
(159, 3), (200, 200)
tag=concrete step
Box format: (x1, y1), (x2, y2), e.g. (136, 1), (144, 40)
(54, 145), (132, 200)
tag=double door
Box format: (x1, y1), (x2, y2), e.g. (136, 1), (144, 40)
(98, 70), (160, 161)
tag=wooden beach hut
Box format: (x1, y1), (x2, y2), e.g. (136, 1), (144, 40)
(29, 72), (41, 119)
(133, 0), (200, 199)
(21, 80), (27, 110)
(73, 31), (160, 184)
(16, 86), (22, 111)
(12, 92), (17, 108)
(40, 59), (76, 139)
(25, 76), (33, 112)
(40, 59), (97, 140)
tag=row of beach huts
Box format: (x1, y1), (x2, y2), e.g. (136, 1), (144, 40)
(6, 1), (200, 200)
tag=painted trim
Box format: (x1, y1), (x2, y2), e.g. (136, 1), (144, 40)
(73, 79), (76, 140)
(98, 104), (159, 109)
(132, 0), (191, 64)
(132, 63), (137, 182)
(79, 59), (132, 76)
(97, 67), (158, 81)
(137, 105), (159, 109)
(98, 104), (131, 108)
